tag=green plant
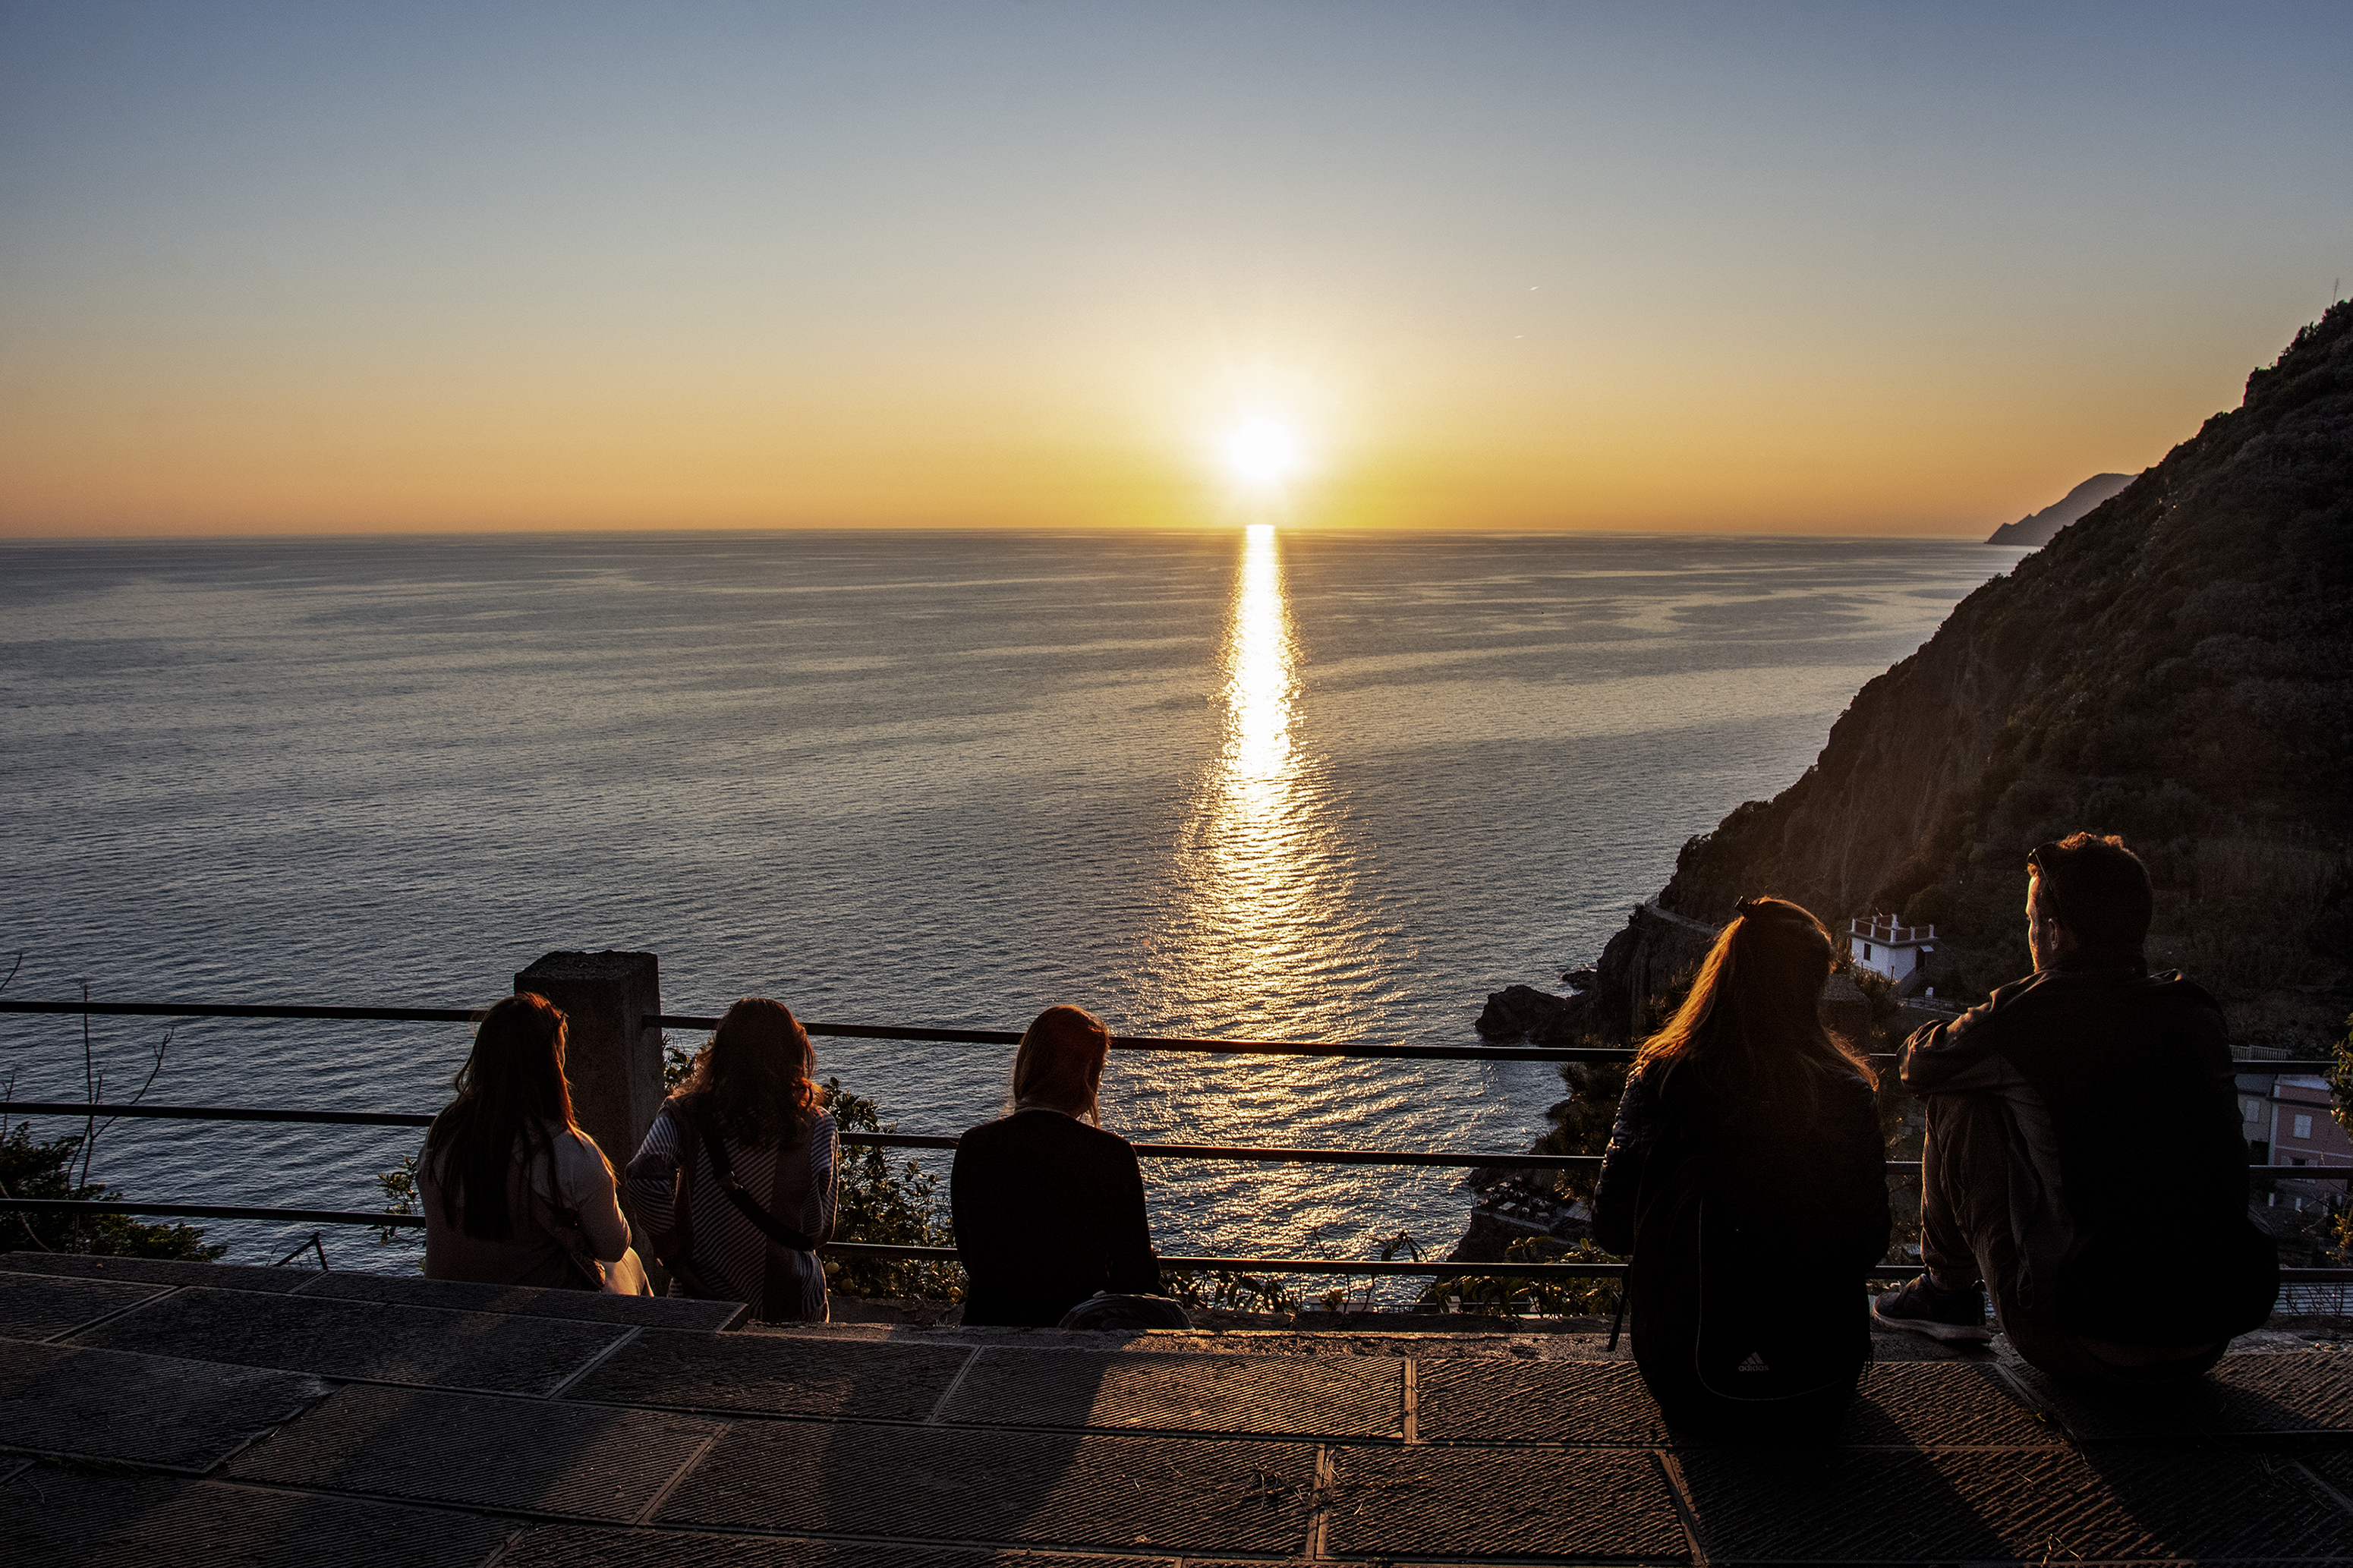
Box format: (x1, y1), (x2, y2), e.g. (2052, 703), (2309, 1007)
(663, 1031), (697, 1091)
(821, 1078), (965, 1302)
(1536, 1056), (1629, 1202)
(1436, 1236), (1624, 1317)
(0, 1122), (224, 1260)
(374, 1153), (421, 1248)
(1161, 1267), (1300, 1314)
(2331, 1009), (2351, 1140)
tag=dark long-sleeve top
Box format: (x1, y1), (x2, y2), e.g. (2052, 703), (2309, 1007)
(1898, 952), (2271, 1340)
(1593, 1054), (1888, 1268)
(950, 1107), (1161, 1327)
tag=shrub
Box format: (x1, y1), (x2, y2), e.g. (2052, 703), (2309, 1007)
(1435, 1236), (1624, 1317)
(821, 1078), (965, 1302)
(1163, 1267), (1299, 1314)
(0, 1124), (224, 1260)
(1537, 1056), (1629, 1203)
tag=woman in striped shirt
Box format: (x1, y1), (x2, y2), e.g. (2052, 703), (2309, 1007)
(627, 997), (838, 1321)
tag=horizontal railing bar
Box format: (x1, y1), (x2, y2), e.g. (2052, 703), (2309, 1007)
(1130, 1141), (1583, 1168)
(0, 1000), (484, 1023)
(7, 1000), (2338, 1074)
(2, 1100), (436, 1128)
(815, 1241), (2353, 1283)
(0, 1198), (423, 1226)
(8, 1204), (2348, 1284)
(5, 1101), (2345, 1182)
(659, 1015), (1632, 1062)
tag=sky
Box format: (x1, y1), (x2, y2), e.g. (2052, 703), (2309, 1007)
(2, 2), (2348, 538)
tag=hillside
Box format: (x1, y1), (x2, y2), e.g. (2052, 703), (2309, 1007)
(1558, 304), (2353, 1056)
(1986, 472), (2135, 546)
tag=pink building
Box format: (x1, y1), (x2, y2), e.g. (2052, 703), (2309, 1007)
(2238, 1072), (2353, 1212)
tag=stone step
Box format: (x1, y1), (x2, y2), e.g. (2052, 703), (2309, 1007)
(0, 1468), (508, 1568)
(570, 1327), (976, 1422)
(3, 1253), (747, 1330)
(224, 1381), (721, 1524)
(0, 1264), (175, 1342)
(69, 1283), (632, 1396)
(298, 1267), (746, 1330)
(2008, 1352), (2353, 1444)
(0, 1337), (326, 1472)
(654, 1420), (1323, 1557)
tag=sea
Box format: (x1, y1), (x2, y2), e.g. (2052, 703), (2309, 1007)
(0, 528), (2025, 1276)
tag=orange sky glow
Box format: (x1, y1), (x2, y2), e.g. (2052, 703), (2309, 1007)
(4, 5), (2348, 540)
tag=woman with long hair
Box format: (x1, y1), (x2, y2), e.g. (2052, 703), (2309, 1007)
(1593, 896), (1891, 1440)
(950, 1004), (1161, 1327)
(625, 997), (837, 1322)
(420, 993), (639, 1289)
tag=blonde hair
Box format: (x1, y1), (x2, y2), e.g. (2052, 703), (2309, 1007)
(1010, 1004), (1111, 1125)
(1633, 896), (1873, 1114)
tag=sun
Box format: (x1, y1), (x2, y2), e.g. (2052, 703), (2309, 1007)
(1216, 414), (1308, 498)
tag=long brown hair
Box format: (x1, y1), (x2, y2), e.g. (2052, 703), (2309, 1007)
(676, 997), (820, 1149)
(1634, 896), (1873, 1116)
(423, 992), (583, 1240)
(1010, 1004), (1110, 1126)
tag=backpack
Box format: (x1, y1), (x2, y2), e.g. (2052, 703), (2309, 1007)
(1629, 1119), (1872, 1437)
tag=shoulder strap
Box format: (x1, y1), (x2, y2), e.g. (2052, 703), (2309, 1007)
(653, 1107), (729, 1301)
(692, 1110), (819, 1254)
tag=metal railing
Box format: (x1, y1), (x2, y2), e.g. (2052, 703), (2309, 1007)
(9, 996), (2337, 1073)
(4, 996), (2347, 1292)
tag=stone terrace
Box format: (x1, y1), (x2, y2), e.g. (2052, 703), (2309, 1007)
(4, 1255), (2351, 1566)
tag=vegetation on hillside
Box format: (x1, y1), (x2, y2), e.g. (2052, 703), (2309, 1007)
(1647, 304), (2353, 1053)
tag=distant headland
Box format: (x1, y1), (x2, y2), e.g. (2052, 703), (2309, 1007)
(1986, 472), (2136, 547)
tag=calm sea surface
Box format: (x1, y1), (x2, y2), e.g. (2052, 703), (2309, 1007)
(0, 528), (2023, 1275)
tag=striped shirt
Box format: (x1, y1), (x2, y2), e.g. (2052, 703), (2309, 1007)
(628, 1100), (837, 1322)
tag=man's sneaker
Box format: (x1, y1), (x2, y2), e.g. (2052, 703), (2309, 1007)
(1873, 1274), (1992, 1342)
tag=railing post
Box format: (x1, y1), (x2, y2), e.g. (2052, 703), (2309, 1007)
(514, 949), (663, 1215)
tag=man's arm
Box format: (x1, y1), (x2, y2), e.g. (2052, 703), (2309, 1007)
(1899, 977), (2041, 1097)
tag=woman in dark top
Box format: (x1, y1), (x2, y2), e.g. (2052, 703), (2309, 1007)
(951, 1004), (1161, 1327)
(1594, 896), (1890, 1440)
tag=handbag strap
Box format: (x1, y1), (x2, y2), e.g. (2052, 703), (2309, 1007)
(525, 1157), (605, 1292)
(694, 1111), (820, 1254)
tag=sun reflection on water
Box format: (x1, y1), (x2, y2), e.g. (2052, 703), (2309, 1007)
(1126, 522), (1415, 1258)
(1154, 522), (1374, 1037)
(1224, 524), (1297, 809)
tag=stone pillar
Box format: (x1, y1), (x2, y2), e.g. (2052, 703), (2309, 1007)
(514, 949), (663, 1200)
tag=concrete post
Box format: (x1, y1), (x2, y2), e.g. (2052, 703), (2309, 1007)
(514, 949), (664, 1207)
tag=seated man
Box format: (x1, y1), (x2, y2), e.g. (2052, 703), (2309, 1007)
(1873, 833), (2277, 1384)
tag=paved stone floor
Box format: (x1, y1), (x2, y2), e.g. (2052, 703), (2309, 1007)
(2, 1255), (2349, 1566)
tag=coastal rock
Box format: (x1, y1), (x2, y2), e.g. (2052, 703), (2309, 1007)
(1473, 983), (1574, 1042)
(1444, 1209), (1566, 1264)
(1529, 904), (1718, 1045)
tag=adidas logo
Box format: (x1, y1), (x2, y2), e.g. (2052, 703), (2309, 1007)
(1735, 1352), (1770, 1373)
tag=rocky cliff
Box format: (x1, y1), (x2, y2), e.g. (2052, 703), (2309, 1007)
(1986, 472), (2135, 547)
(1556, 304), (2353, 1055)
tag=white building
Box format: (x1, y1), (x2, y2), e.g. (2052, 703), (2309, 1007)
(1848, 915), (1935, 984)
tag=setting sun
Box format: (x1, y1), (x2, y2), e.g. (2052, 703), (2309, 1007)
(1216, 415), (1309, 499)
